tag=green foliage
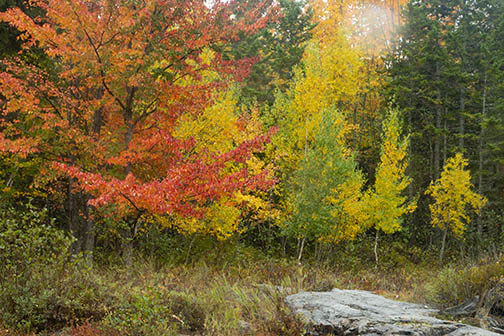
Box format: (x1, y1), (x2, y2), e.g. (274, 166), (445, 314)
(286, 108), (365, 243)
(0, 204), (68, 277)
(0, 155), (43, 206)
(98, 261), (308, 336)
(0, 204), (116, 332)
(386, 0), (504, 248)
(426, 257), (504, 307)
(133, 224), (268, 268)
(103, 289), (203, 336)
(266, 30), (367, 253)
(363, 106), (416, 234)
(2, 0), (504, 332)
(230, 0), (315, 106)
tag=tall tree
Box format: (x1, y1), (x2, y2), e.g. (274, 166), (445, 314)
(0, 0), (276, 263)
(386, 0), (466, 246)
(229, 0), (315, 106)
(480, 0), (504, 243)
(386, 0), (504, 251)
(362, 106), (416, 264)
(286, 108), (365, 261)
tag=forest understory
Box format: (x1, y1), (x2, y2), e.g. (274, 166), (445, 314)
(2, 233), (503, 336)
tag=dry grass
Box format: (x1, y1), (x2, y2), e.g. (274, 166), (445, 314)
(87, 258), (434, 335)
(1, 255), (441, 336)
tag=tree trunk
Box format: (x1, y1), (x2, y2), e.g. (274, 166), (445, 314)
(352, 92), (367, 153)
(443, 109), (447, 166)
(407, 82), (414, 200)
(83, 201), (95, 266)
(184, 235), (197, 265)
(297, 237), (305, 263)
(282, 236), (287, 257)
(67, 178), (75, 236)
(434, 61), (442, 180)
(122, 220), (137, 267)
(374, 229), (379, 266)
(434, 62), (444, 253)
(122, 236), (133, 267)
(81, 89), (104, 265)
(440, 228), (448, 263)
(352, 102), (358, 151)
(477, 73), (487, 238)
(67, 179), (82, 255)
(121, 220), (135, 267)
(296, 125), (309, 264)
(92, 88), (104, 134)
(119, 85), (139, 267)
(459, 87), (465, 150)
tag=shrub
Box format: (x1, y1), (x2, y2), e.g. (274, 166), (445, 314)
(103, 287), (205, 336)
(0, 204), (116, 332)
(425, 257), (504, 307)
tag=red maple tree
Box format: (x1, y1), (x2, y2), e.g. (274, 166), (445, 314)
(0, 0), (277, 249)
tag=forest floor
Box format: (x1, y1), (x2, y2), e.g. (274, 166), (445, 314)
(1, 240), (500, 336)
(0, 257), (441, 336)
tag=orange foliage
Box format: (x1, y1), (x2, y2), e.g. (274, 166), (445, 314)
(0, 0), (276, 223)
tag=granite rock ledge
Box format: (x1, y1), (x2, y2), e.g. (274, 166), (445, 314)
(285, 288), (499, 335)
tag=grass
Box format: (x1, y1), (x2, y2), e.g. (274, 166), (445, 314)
(4, 240), (499, 336)
(0, 257), (439, 335)
(90, 259), (435, 335)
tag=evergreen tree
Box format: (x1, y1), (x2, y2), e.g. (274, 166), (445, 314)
(482, 0), (504, 234)
(386, 0), (504, 251)
(229, 0), (315, 106)
(386, 0), (452, 244)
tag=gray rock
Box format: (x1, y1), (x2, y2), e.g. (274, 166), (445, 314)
(285, 288), (500, 335)
(442, 296), (480, 316)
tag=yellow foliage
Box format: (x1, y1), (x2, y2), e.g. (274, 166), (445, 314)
(172, 92), (277, 237)
(268, 33), (367, 243)
(204, 198), (242, 239)
(325, 174), (366, 242)
(270, 38), (364, 175)
(235, 190), (281, 224)
(174, 89), (240, 154)
(425, 153), (487, 237)
(362, 107), (416, 234)
(294, 40), (364, 115)
(309, 0), (404, 166)
(280, 108), (366, 244)
(237, 107), (279, 224)
(310, 0), (352, 44)
(154, 197), (241, 239)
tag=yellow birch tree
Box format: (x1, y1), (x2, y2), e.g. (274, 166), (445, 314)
(425, 153), (487, 262)
(362, 106), (416, 264)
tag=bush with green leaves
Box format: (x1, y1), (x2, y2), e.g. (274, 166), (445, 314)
(0, 204), (68, 276)
(103, 288), (205, 336)
(425, 257), (504, 307)
(0, 204), (116, 332)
